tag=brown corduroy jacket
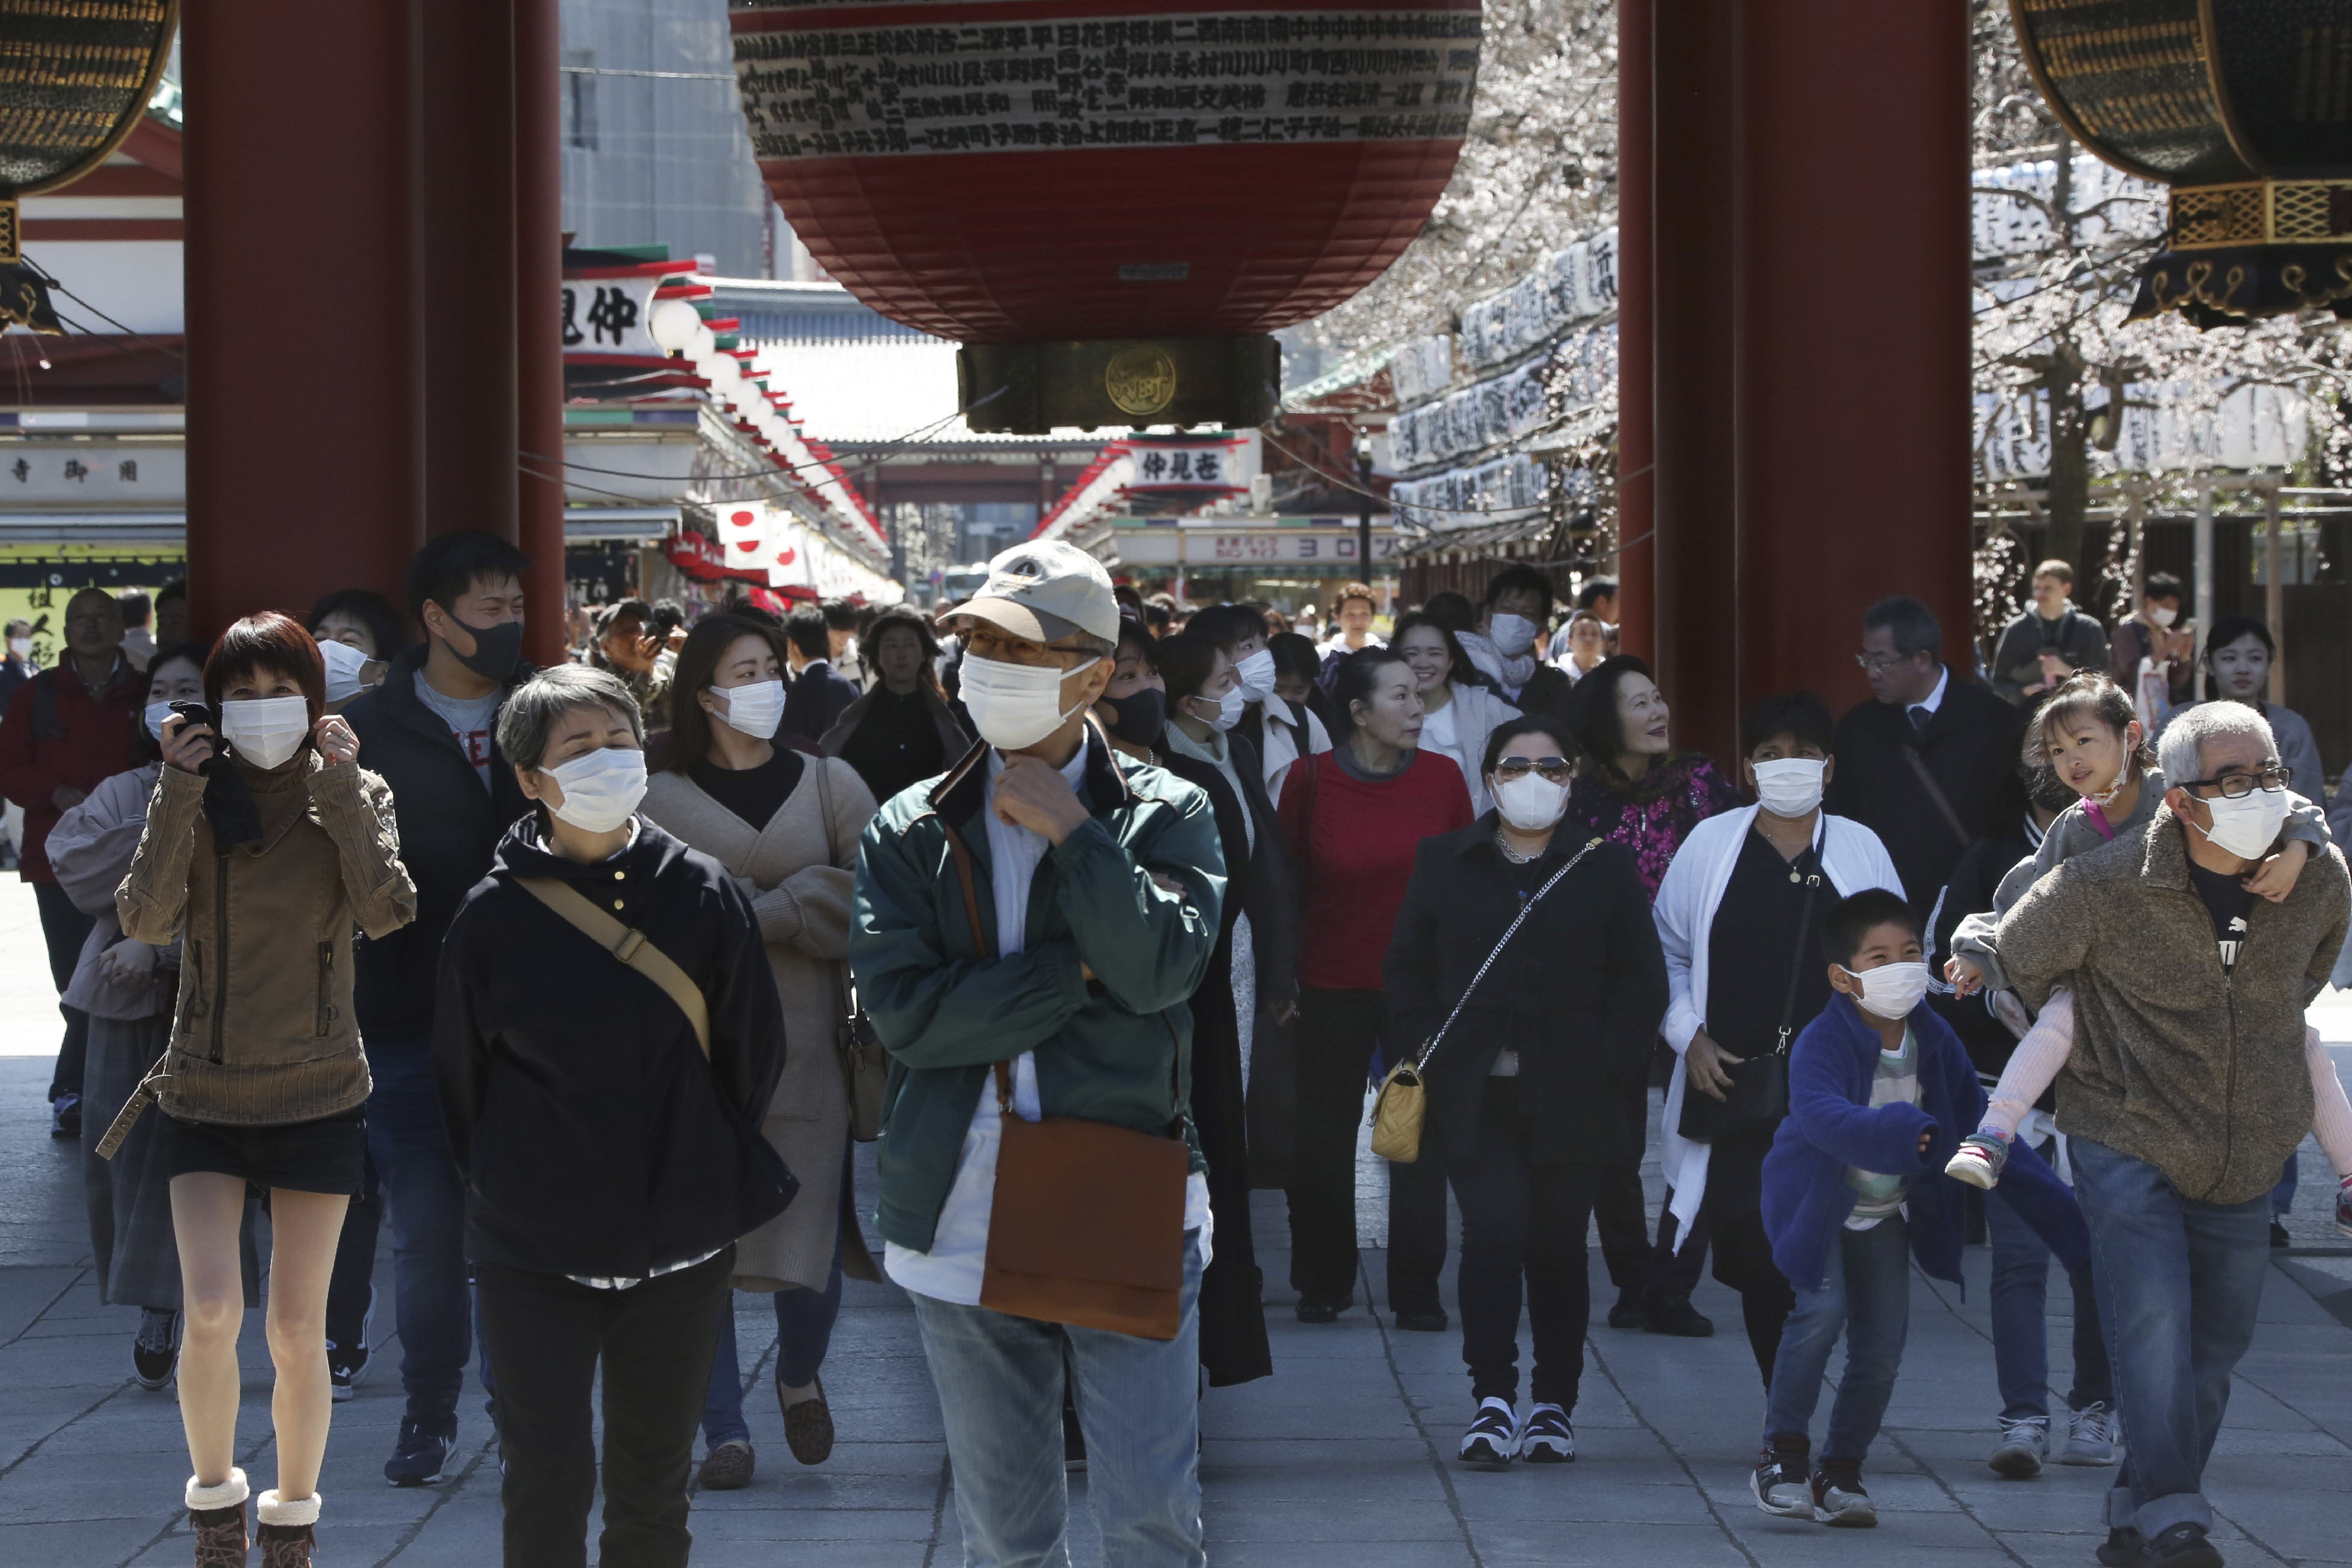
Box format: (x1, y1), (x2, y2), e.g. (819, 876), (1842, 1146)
(117, 754), (417, 1126)
(1996, 810), (2350, 1204)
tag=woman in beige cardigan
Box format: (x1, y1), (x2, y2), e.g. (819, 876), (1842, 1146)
(640, 613), (878, 1490)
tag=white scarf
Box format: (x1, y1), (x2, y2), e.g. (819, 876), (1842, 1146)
(1456, 630), (1536, 695)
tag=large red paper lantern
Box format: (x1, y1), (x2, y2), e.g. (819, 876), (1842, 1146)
(731, 0), (1481, 430)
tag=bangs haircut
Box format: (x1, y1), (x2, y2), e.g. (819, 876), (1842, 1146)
(1187, 602), (1263, 651)
(1741, 691), (1834, 758)
(1154, 630), (1221, 703)
(204, 611), (326, 722)
(1114, 614), (1158, 667)
(1391, 608), (1484, 690)
(1480, 714), (1570, 778)
(1821, 888), (1920, 968)
(1481, 562), (1553, 617)
(664, 614), (791, 774)
(1268, 631), (1320, 684)
(2023, 670), (2151, 771)
(404, 529), (528, 621)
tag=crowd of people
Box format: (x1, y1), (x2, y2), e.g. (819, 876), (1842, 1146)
(1, 535), (2350, 1568)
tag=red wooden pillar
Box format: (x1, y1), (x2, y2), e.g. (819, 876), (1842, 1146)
(182, 1), (422, 638)
(1733, 0), (1971, 715)
(1614, 0), (1653, 664)
(1649, 0), (1743, 770)
(515, 0), (569, 667)
(419, 0), (518, 546)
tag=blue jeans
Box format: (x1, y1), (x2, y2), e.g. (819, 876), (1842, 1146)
(2071, 1136), (2270, 1539)
(910, 1231), (1205, 1568)
(701, 1246), (844, 1448)
(1763, 1216), (1911, 1465)
(364, 1036), (477, 1426)
(1988, 1178), (2111, 1421)
(2272, 1152), (2297, 1217)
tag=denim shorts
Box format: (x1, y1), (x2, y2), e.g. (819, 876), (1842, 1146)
(156, 1104), (368, 1196)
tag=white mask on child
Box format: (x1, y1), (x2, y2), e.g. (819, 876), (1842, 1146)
(1839, 961), (1930, 1020)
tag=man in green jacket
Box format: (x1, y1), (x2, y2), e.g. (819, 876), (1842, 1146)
(850, 540), (1225, 1568)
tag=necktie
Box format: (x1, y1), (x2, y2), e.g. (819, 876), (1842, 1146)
(1908, 706), (1930, 733)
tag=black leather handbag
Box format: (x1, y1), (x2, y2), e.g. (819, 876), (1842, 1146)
(1676, 860), (1822, 1143)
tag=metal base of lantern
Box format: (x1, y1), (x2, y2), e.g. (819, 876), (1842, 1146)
(2129, 245), (2352, 327)
(958, 336), (1279, 435)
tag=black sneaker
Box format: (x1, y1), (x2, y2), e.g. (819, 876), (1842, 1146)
(1392, 1306), (1448, 1332)
(385, 1416), (457, 1486)
(328, 1342), (371, 1403)
(1606, 1286), (1646, 1329)
(1644, 1293), (1715, 1337)
(1295, 1298), (1347, 1324)
(2270, 1219), (2291, 1249)
(131, 1308), (177, 1390)
(1458, 1397), (1518, 1466)
(50, 1092), (79, 1139)
(2145, 1523), (2224, 1568)
(2096, 1527), (2145, 1568)
(1517, 1403), (1574, 1463)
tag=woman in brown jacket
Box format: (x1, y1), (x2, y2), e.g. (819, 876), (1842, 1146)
(114, 611), (416, 1568)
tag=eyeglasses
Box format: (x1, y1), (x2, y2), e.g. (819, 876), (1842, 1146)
(2183, 766), (2291, 799)
(1853, 652), (1911, 674)
(1492, 755), (1572, 784)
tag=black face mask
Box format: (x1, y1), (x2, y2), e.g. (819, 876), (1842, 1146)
(443, 613), (523, 683)
(1102, 688), (1166, 750)
(2027, 766), (2076, 815)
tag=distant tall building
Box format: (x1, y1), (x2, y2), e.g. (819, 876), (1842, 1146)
(560, 0), (811, 278)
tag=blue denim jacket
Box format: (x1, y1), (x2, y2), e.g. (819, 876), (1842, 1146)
(1762, 993), (2091, 1292)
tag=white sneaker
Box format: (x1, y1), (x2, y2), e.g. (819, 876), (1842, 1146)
(1811, 1469), (1878, 1527)
(1989, 1415), (2047, 1478)
(2059, 1401), (2118, 1466)
(1751, 1445), (1811, 1518)
(1458, 1397), (1518, 1466)
(1516, 1403), (1574, 1463)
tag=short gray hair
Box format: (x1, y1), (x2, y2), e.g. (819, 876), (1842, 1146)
(2157, 700), (2276, 791)
(495, 664), (644, 773)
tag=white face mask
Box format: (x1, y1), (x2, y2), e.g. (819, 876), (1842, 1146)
(1488, 613), (1539, 657)
(1751, 757), (1826, 820)
(320, 638), (372, 704)
(1192, 685), (1246, 732)
(711, 678), (785, 740)
(1840, 960), (1930, 1021)
(2199, 785), (2289, 861)
(545, 745), (648, 834)
(1492, 771), (1570, 831)
(219, 695), (312, 769)
(961, 653), (1098, 752)
(2148, 606), (2178, 628)
(6, 636), (28, 659)
(143, 699), (174, 742)
(1231, 648), (1276, 702)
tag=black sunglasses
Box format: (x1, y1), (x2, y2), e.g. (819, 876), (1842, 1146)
(1492, 755), (1572, 783)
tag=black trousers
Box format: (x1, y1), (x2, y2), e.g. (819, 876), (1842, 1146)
(1448, 1079), (1604, 1410)
(1387, 1154), (1448, 1316)
(478, 1247), (732, 1568)
(34, 878), (92, 1103)
(1594, 1077), (1654, 1291)
(1288, 986), (1386, 1305)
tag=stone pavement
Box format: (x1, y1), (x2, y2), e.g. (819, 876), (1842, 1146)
(3, 885), (2350, 1566)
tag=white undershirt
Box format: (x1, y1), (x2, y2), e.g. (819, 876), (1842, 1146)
(883, 746), (1211, 1305)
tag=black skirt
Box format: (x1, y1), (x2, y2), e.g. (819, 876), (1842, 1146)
(156, 1104), (368, 1196)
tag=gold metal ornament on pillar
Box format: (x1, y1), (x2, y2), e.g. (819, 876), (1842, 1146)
(0, 0), (181, 325)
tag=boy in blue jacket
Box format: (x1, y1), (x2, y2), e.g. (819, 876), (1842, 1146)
(1751, 889), (2090, 1528)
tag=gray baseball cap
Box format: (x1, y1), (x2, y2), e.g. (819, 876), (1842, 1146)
(940, 539), (1120, 646)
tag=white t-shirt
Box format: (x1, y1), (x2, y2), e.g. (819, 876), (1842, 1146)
(1844, 1025), (1922, 1230)
(414, 672), (499, 790)
(883, 746), (1212, 1305)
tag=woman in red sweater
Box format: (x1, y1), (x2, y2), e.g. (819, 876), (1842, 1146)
(1277, 647), (1474, 1323)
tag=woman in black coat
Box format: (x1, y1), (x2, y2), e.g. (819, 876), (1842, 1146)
(1384, 715), (1668, 1469)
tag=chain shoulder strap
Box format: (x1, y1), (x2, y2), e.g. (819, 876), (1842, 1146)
(1414, 836), (1604, 1074)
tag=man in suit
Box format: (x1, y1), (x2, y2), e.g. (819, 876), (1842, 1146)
(1826, 595), (2024, 933)
(784, 603), (861, 743)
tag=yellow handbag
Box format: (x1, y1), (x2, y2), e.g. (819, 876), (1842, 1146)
(1369, 837), (1604, 1164)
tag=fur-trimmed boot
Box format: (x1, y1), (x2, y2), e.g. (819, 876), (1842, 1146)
(186, 1469), (249, 1567)
(253, 1488), (319, 1568)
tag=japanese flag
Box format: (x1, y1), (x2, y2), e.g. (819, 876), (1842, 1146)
(768, 515), (815, 590)
(718, 503), (769, 567)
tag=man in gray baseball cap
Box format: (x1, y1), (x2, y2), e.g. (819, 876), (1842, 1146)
(853, 535), (1227, 1566)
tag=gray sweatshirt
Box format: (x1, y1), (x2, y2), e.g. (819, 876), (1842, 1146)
(1951, 764), (2330, 992)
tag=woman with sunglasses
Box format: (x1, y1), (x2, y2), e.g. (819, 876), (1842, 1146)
(1385, 716), (1667, 1466)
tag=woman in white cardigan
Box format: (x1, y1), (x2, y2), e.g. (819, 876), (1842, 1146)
(641, 613), (878, 1490)
(1650, 693), (1902, 1385)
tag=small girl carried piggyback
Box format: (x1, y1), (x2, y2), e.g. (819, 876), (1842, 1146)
(1943, 673), (2352, 1237)
(1752, 890), (2092, 1527)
